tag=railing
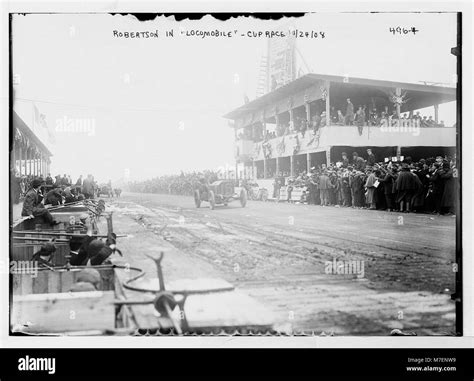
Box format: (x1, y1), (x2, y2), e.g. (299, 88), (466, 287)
(235, 123), (456, 161)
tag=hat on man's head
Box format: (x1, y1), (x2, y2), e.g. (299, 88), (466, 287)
(31, 179), (43, 188)
(352, 152), (359, 156)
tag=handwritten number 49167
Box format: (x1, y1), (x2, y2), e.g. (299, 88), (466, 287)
(390, 27), (419, 35)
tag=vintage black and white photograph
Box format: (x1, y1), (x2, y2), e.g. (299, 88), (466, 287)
(8, 12), (461, 337)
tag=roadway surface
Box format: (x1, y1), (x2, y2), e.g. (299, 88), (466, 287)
(108, 192), (457, 336)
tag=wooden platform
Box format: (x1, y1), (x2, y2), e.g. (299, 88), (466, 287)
(11, 291), (116, 334)
(12, 267), (116, 295)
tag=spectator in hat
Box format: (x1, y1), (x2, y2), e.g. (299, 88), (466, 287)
(427, 116), (435, 127)
(21, 178), (59, 226)
(421, 116), (429, 127)
(320, 112), (327, 127)
(344, 98), (354, 125)
(395, 163), (418, 213)
(82, 174), (94, 199)
(364, 169), (378, 210)
(318, 171), (333, 206)
(439, 161), (455, 215)
(352, 152), (366, 172)
(367, 149), (376, 166)
(45, 173), (53, 186)
(337, 110), (345, 125)
(341, 152), (349, 168)
(61, 174), (70, 186)
(378, 166), (397, 211)
(355, 106), (365, 135)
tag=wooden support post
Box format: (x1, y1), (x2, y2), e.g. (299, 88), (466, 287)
(263, 159), (267, 179)
(289, 109), (294, 132)
(325, 80), (331, 127)
(434, 104), (439, 124)
(396, 146), (402, 161)
(276, 157), (280, 177)
(27, 149), (31, 175)
(307, 153), (311, 173)
(326, 147), (331, 165)
(19, 145), (23, 176)
(290, 155), (294, 177)
(252, 161), (256, 180)
(305, 102), (311, 122)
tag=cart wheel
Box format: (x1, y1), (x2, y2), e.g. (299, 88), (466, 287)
(209, 191), (215, 210)
(240, 189), (247, 207)
(194, 189), (201, 208)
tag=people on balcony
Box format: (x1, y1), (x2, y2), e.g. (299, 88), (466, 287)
(355, 106), (366, 135)
(344, 98), (355, 125)
(239, 100), (448, 146)
(337, 110), (345, 125)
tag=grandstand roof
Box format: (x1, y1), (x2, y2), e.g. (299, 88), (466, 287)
(13, 110), (53, 157)
(224, 73), (456, 120)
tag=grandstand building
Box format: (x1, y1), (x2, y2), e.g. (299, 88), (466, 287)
(224, 73), (456, 187)
(11, 110), (53, 176)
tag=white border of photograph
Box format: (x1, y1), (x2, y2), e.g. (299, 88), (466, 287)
(1, 0), (472, 348)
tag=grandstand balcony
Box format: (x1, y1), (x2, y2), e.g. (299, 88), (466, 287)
(245, 124), (456, 161)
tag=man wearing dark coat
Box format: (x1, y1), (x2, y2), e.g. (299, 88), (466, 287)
(366, 149), (376, 166)
(21, 179), (58, 225)
(352, 152), (366, 172)
(82, 174), (94, 199)
(341, 152), (349, 168)
(318, 171), (333, 206)
(344, 98), (354, 125)
(427, 163), (444, 213)
(341, 169), (352, 207)
(351, 171), (365, 207)
(395, 164), (418, 212)
(306, 175), (318, 205)
(439, 162), (455, 215)
(61, 174), (70, 186)
(378, 167), (396, 211)
(44, 187), (64, 206)
(45, 174), (53, 185)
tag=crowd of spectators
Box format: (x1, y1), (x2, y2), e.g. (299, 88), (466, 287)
(269, 151), (457, 215)
(236, 98), (447, 143)
(121, 150), (457, 216)
(10, 171), (107, 205)
(128, 170), (221, 196)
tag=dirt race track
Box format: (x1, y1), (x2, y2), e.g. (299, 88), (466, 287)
(107, 192), (456, 336)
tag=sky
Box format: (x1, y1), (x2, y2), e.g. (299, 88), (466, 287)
(11, 13), (457, 182)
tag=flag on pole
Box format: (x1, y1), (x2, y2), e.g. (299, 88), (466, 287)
(33, 104), (56, 144)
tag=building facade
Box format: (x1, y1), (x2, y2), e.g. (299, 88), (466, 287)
(224, 73), (456, 183)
